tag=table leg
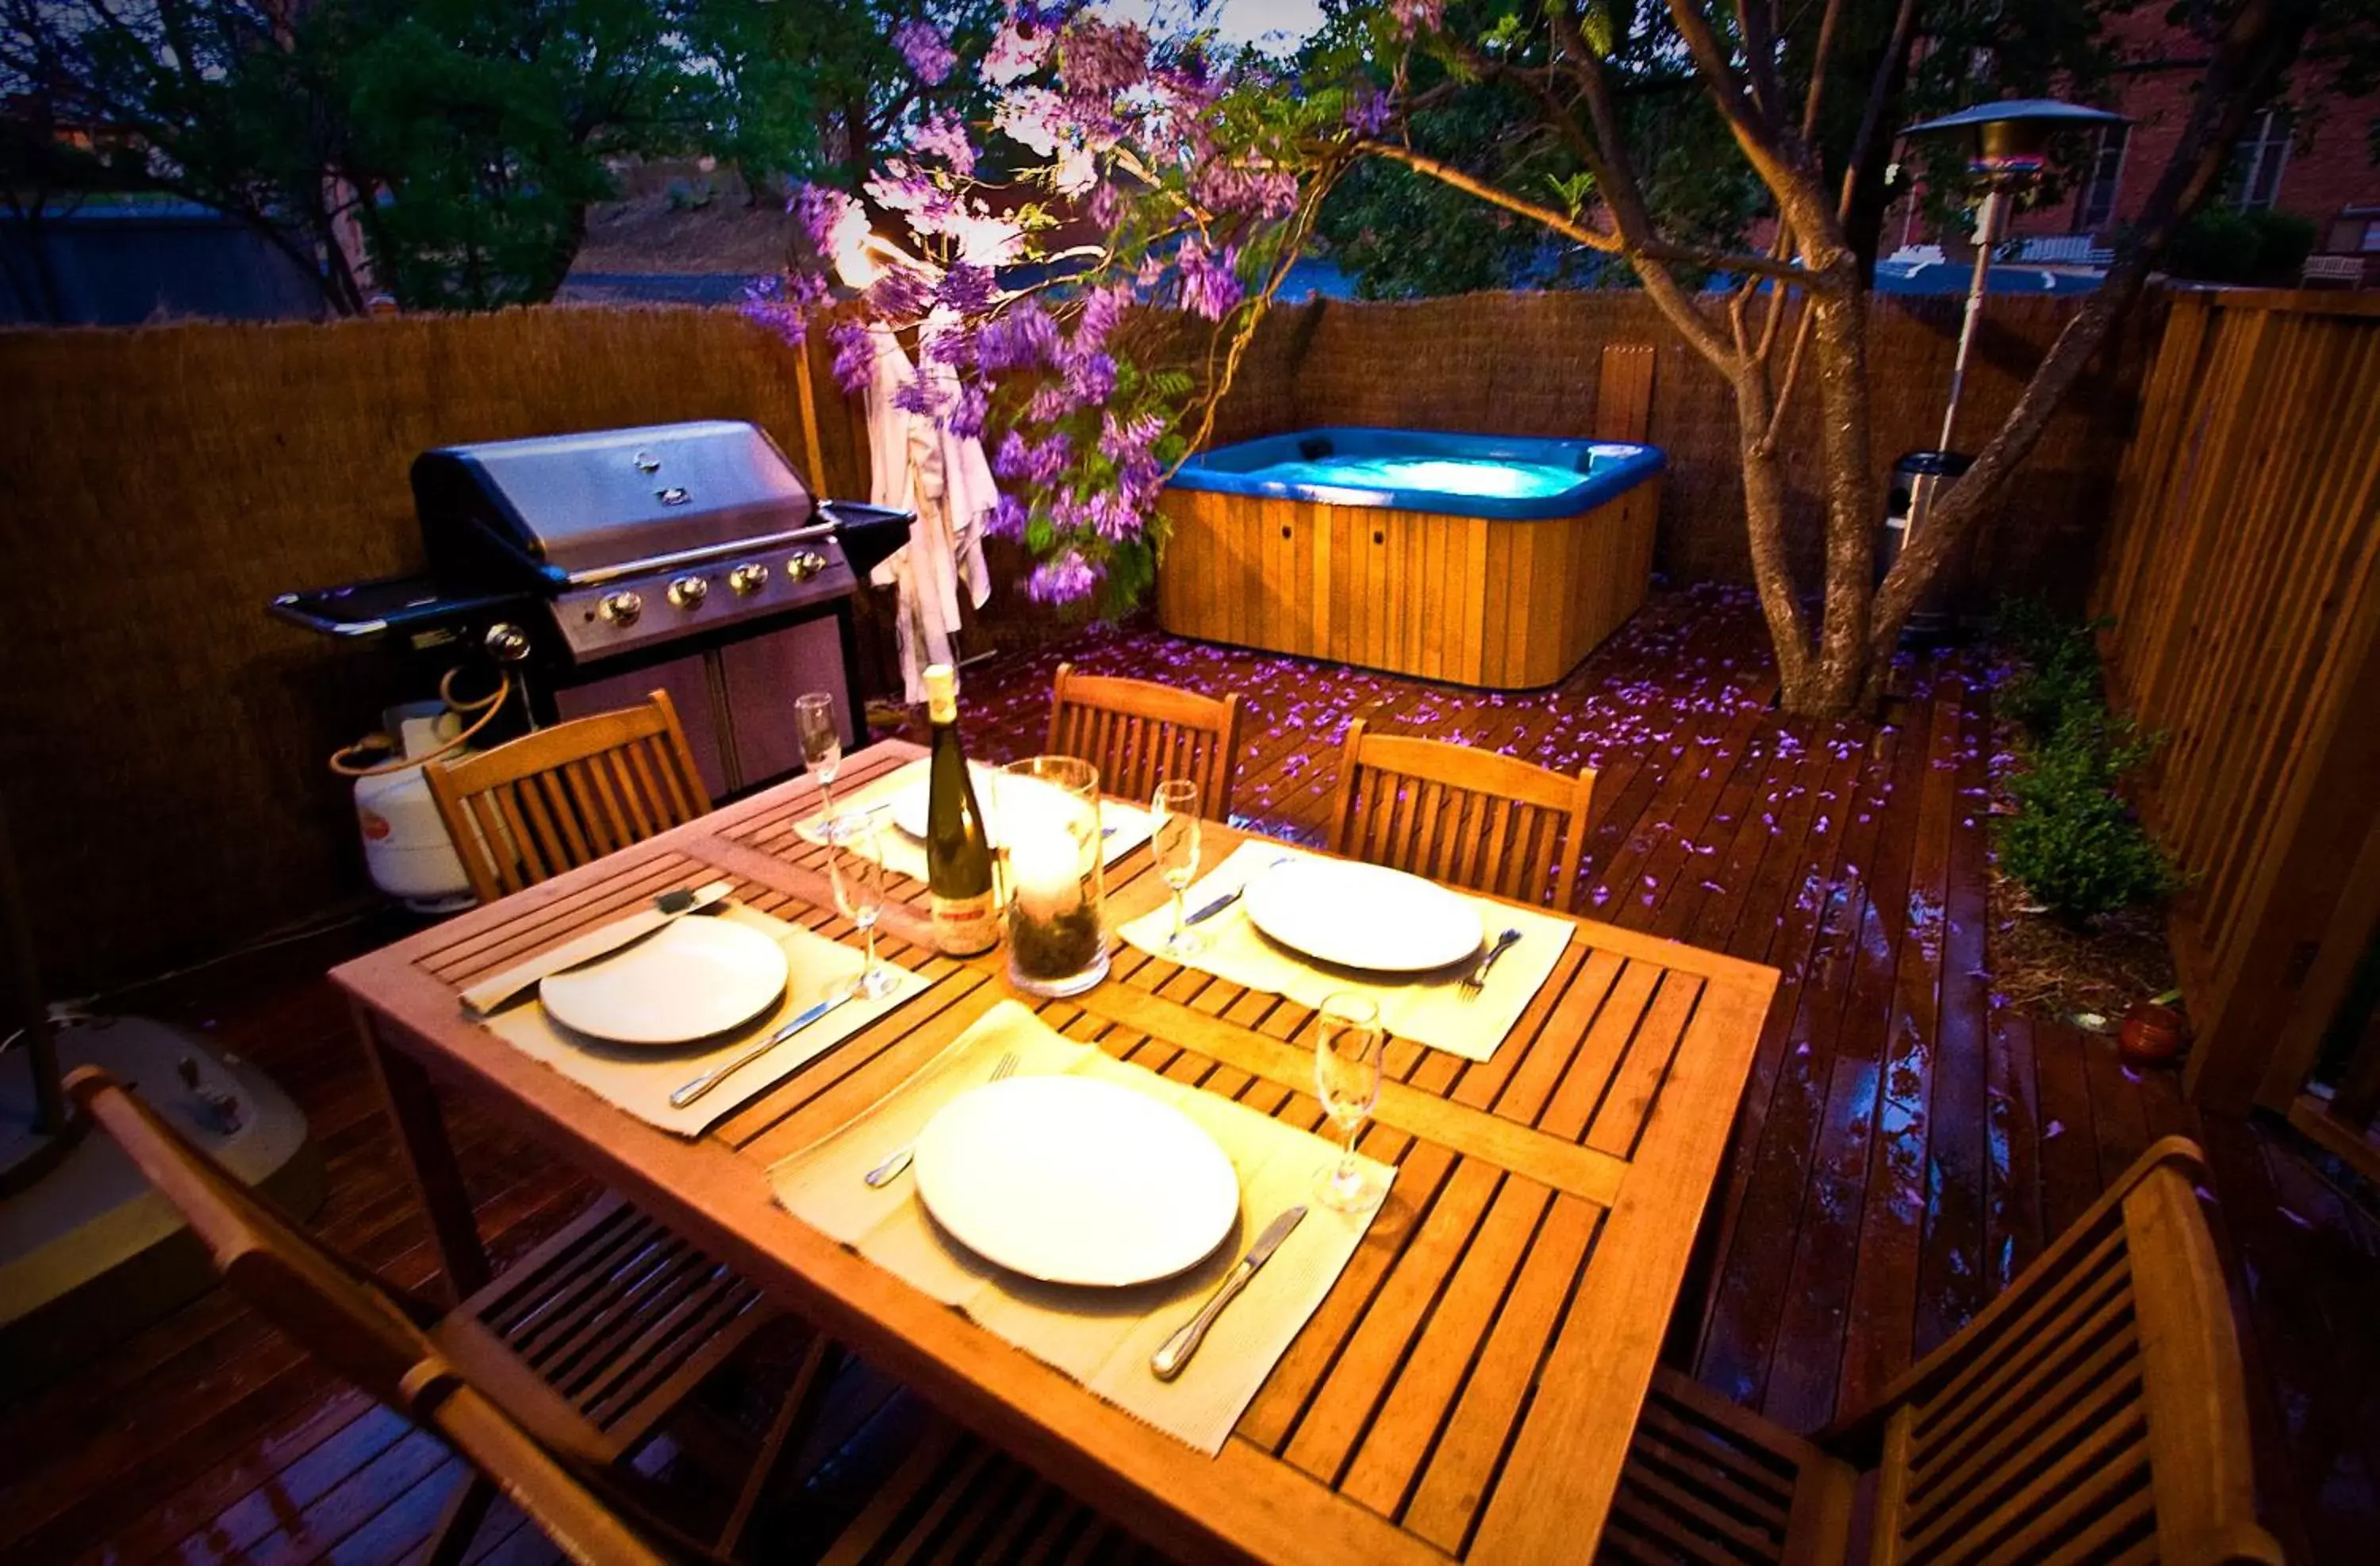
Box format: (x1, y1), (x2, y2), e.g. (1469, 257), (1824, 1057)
(354, 1001), (492, 1301)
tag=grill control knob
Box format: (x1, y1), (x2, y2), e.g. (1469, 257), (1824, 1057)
(482, 622), (532, 662)
(597, 590), (643, 627)
(727, 562), (770, 596)
(788, 550), (829, 581)
(667, 574), (710, 610)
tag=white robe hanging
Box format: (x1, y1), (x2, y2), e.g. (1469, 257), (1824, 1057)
(861, 319), (995, 703)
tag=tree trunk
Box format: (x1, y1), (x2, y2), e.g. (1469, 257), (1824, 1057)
(1806, 284), (1878, 713)
(1730, 363), (1820, 706)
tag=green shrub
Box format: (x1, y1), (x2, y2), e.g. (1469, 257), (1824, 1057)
(1999, 723), (2176, 922)
(1991, 601), (2178, 923)
(1990, 597), (2106, 736)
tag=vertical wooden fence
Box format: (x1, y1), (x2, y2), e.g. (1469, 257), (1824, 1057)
(2093, 288), (2380, 1126)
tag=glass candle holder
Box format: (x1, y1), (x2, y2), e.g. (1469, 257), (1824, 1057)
(999, 754), (1108, 997)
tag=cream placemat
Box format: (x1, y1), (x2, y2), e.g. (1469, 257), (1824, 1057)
(795, 758), (1154, 884)
(1121, 840), (1573, 1064)
(481, 904), (930, 1137)
(770, 1000), (1391, 1456)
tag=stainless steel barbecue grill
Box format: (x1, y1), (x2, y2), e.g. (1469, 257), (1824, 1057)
(272, 420), (910, 797)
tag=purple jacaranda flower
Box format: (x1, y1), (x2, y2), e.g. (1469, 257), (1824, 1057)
(1063, 347), (1116, 405)
(936, 262), (995, 318)
(1176, 234), (1241, 320)
(911, 109), (977, 176)
(865, 264), (935, 321)
(790, 183), (863, 263)
(994, 430), (1073, 486)
(921, 319), (972, 369)
(739, 271), (826, 344)
(1059, 19), (1150, 98)
(985, 10), (1058, 86)
(1027, 551), (1100, 605)
(866, 160), (957, 236)
(1088, 181), (1123, 227)
(996, 86), (1072, 157)
(891, 375), (946, 418)
(1389, 0), (1445, 34)
(976, 300), (1059, 371)
(894, 21), (957, 85)
(947, 382), (991, 439)
(1076, 282), (1131, 351)
(1345, 88), (1392, 136)
(1194, 163), (1297, 220)
(1025, 382), (1075, 423)
(984, 493), (1030, 540)
(828, 319), (875, 394)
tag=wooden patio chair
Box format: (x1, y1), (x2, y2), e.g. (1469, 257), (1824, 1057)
(427, 689), (711, 904)
(1327, 719), (1598, 910)
(1599, 1137), (2282, 1564)
(69, 1065), (834, 1564)
(819, 1418), (1171, 1565)
(1046, 662), (1244, 821)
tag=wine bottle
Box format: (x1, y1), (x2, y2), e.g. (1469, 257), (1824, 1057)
(921, 663), (998, 956)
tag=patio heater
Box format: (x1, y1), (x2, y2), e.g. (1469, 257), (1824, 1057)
(0, 787), (321, 1399)
(1884, 98), (2128, 634)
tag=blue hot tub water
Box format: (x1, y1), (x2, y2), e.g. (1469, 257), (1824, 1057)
(1165, 427), (1665, 520)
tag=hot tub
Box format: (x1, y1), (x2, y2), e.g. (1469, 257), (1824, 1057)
(1157, 428), (1665, 688)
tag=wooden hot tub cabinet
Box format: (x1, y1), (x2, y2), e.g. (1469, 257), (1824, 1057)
(1156, 476), (1660, 689)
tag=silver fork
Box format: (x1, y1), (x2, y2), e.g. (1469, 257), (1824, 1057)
(1461, 928), (1524, 998)
(862, 1050), (1018, 1187)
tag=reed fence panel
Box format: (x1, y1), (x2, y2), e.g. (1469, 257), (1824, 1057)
(0, 306), (852, 992)
(1276, 290), (2151, 602)
(2092, 288), (2380, 1115)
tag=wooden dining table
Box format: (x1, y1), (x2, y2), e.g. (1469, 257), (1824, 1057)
(333, 738), (1779, 1564)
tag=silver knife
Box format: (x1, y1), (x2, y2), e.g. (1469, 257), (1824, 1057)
(1182, 857), (1296, 927)
(668, 990), (854, 1108)
(1150, 1205), (1307, 1381)
(463, 881), (734, 1015)
(1182, 884), (1246, 927)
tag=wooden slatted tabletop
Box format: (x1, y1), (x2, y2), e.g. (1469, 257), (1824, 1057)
(333, 740), (1779, 1564)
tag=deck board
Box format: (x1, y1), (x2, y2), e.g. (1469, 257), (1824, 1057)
(3, 587), (2370, 1561)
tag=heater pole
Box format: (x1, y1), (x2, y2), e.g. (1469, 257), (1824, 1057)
(1938, 186), (2010, 451)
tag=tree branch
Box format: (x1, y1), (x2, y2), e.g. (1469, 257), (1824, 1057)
(1353, 138), (1820, 286)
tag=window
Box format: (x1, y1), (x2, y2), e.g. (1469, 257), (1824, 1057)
(2228, 109), (2290, 211)
(2077, 124), (2129, 232)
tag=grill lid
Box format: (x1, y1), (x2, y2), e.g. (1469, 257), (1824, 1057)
(413, 420), (819, 583)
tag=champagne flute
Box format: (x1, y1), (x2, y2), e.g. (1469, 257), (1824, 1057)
(827, 812), (900, 1000)
(1313, 992), (1385, 1212)
(1150, 777), (1204, 957)
(795, 691), (841, 817)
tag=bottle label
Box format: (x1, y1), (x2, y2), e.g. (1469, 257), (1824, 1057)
(931, 891), (1000, 955)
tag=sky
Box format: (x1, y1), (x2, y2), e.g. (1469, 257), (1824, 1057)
(1092, 0), (1327, 53)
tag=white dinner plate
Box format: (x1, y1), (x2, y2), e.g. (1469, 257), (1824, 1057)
(889, 766), (1079, 850)
(1243, 858), (1486, 973)
(539, 916), (789, 1046)
(912, 1074), (1242, 1288)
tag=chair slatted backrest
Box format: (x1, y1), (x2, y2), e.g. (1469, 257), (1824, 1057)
(1596, 343), (1658, 444)
(1326, 719), (1598, 910)
(1854, 1137), (2282, 1566)
(1046, 662), (1244, 821)
(426, 690), (711, 903)
(65, 1067), (668, 1566)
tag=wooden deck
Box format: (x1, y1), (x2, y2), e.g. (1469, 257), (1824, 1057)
(5, 585), (2374, 1563)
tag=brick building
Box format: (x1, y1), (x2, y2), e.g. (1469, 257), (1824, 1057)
(1904, 9), (2380, 259)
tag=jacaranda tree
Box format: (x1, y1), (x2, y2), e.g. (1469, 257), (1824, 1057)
(769, 0), (2336, 716)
